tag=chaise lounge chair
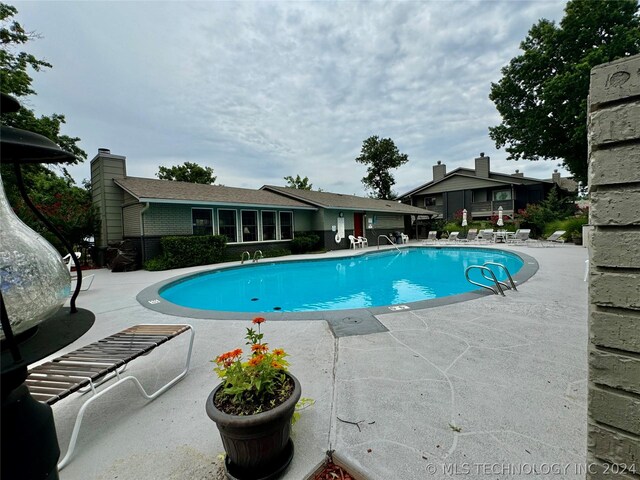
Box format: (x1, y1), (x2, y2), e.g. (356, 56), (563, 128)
(447, 231), (460, 242)
(422, 231), (438, 244)
(505, 229), (531, 245)
(532, 230), (567, 247)
(464, 229), (478, 242)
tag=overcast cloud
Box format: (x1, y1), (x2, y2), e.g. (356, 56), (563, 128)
(13, 0), (568, 195)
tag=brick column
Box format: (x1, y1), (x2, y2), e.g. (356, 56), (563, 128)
(587, 55), (640, 478)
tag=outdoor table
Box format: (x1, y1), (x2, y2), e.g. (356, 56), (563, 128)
(493, 230), (508, 243)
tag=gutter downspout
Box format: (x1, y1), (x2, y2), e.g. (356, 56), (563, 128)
(140, 202), (150, 263)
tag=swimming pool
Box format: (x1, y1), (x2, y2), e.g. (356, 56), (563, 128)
(156, 247), (527, 313)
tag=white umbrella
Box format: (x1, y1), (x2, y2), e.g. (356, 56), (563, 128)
(461, 209), (468, 227)
(497, 206), (504, 227)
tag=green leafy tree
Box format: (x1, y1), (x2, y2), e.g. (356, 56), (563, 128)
(355, 136), (408, 199)
(488, 0), (640, 185)
(157, 162), (217, 184)
(284, 174), (313, 190)
(10, 170), (100, 252)
(0, 3), (85, 161)
(1, 3), (98, 252)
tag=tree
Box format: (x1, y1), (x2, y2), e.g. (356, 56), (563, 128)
(488, 0), (640, 185)
(284, 174), (313, 190)
(355, 136), (408, 199)
(0, 3), (85, 161)
(156, 162), (217, 184)
(1, 3), (97, 252)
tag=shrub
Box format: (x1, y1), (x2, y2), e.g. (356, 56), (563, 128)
(290, 232), (320, 254)
(544, 216), (588, 239)
(145, 235), (227, 270)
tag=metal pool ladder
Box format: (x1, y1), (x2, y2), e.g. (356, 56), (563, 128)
(241, 251), (250, 264)
(377, 235), (400, 252)
(465, 262), (517, 296)
(253, 250), (263, 262)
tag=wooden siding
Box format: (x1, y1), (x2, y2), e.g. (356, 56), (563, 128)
(421, 175), (507, 194)
(123, 204), (143, 237)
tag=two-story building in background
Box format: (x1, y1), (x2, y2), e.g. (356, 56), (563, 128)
(398, 153), (576, 222)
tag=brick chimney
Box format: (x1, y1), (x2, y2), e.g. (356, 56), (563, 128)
(433, 161), (446, 182)
(90, 148), (126, 249)
(552, 169), (561, 184)
(512, 169), (524, 178)
(475, 153), (490, 178)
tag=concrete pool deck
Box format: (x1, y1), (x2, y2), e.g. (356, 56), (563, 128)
(53, 243), (588, 479)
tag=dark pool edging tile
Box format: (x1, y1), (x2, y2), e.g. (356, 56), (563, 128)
(136, 247), (539, 337)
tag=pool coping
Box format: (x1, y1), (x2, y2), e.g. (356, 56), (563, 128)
(136, 245), (539, 337)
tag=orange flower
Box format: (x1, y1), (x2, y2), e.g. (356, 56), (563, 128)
(251, 344), (269, 353)
(271, 361), (283, 369)
(252, 317), (266, 325)
(248, 354), (265, 366)
(216, 348), (243, 364)
(272, 348), (285, 356)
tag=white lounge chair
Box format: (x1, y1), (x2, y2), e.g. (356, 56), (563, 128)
(477, 229), (495, 243)
(422, 231), (438, 244)
(348, 235), (363, 249)
(464, 229), (478, 242)
(447, 232), (460, 242)
(532, 230), (567, 247)
(506, 229), (531, 245)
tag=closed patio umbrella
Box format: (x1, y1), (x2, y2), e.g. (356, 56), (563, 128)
(462, 209), (468, 227)
(497, 206), (504, 227)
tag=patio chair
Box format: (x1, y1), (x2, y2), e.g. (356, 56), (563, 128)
(477, 229), (495, 243)
(348, 235), (363, 249)
(401, 233), (409, 244)
(357, 236), (369, 247)
(422, 231), (438, 244)
(447, 231), (460, 242)
(459, 228), (478, 242)
(531, 230), (567, 247)
(63, 252), (95, 291)
(505, 229), (531, 245)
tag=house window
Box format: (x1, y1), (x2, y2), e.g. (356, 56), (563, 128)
(472, 190), (487, 203)
(493, 190), (512, 201)
(262, 211), (277, 241)
(241, 210), (258, 242)
(424, 197), (436, 207)
(279, 212), (293, 240)
(218, 209), (237, 243)
(192, 208), (213, 236)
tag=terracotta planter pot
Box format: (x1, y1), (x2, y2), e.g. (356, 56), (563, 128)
(206, 373), (301, 478)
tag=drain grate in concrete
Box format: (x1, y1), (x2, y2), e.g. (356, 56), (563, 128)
(326, 315), (388, 338)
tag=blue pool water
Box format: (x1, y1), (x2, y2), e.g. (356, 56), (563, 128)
(159, 247), (525, 313)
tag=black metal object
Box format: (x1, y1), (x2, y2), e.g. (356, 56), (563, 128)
(0, 93), (95, 480)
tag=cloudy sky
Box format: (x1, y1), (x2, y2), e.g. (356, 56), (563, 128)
(13, 0), (569, 196)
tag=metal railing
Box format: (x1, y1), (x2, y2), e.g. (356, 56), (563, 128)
(240, 251), (250, 264)
(377, 235), (400, 252)
(253, 250), (263, 262)
(482, 262), (517, 291)
(465, 265), (505, 296)
(464, 262), (517, 296)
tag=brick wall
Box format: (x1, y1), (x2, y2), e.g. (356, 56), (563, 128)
(587, 54), (640, 478)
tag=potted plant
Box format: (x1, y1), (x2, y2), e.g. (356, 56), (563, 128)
(206, 317), (301, 479)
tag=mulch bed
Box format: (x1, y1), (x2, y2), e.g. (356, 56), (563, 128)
(312, 461), (355, 480)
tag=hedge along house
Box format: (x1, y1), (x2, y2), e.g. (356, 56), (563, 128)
(261, 185), (434, 248)
(91, 149), (433, 264)
(398, 153), (577, 222)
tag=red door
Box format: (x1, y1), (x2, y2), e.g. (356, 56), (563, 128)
(353, 212), (363, 237)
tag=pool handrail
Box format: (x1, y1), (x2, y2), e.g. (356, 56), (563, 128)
(377, 235), (400, 251)
(465, 265), (505, 296)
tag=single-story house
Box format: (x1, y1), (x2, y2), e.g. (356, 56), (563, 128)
(91, 149), (432, 263)
(398, 153), (577, 221)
